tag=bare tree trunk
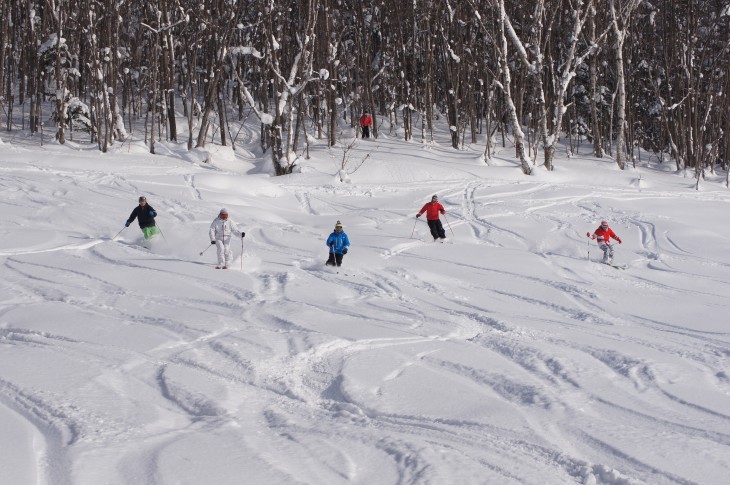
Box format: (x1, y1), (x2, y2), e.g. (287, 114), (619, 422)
(608, 0), (641, 170)
(55, 0), (66, 144)
(589, 9), (603, 158)
(496, 0), (531, 175)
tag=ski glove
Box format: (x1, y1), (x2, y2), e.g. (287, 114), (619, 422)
(125, 222), (130, 227)
(617, 238), (622, 244)
(211, 241), (216, 245)
(416, 214), (421, 218)
(241, 232), (245, 238)
(149, 211), (156, 217)
(342, 248), (348, 254)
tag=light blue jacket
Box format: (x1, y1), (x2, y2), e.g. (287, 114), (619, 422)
(326, 231), (350, 254)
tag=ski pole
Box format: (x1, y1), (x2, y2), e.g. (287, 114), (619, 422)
(410, 217), (419, 238)
(200, 242), (214, 256)
(112, 226), (127, 241)
(586, 232), (591, 261)
(156, 224), (167, 241)
(240, 237), (244, 271)
(443, 214), (455, 237)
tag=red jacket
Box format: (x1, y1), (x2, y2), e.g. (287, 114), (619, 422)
(418, 202), (445, 221)
(359, 114), (372, 127)
(591, 226), (621, 244)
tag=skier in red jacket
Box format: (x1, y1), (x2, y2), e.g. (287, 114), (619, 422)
(417, 195), (447, 241)
(359, 111), (373, 139)
(588, 220), (622, 264)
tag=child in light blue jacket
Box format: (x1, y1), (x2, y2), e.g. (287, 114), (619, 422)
(326, 221), (350, 267)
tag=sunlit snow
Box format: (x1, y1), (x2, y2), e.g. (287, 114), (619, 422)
(1, 122), (729, 485)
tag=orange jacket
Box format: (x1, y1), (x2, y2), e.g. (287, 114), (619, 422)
(418, 202), (445, 221)
(591, 226), (621, 244)
(359, 114), (372, 127)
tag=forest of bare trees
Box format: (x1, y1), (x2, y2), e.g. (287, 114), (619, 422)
(0, 0), (728, 178)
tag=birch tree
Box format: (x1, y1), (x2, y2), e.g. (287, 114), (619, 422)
(607, 0), (641, 169)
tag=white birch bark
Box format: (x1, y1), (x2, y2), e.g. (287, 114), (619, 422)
(609, 0), (641, 170)
(496, 0), (531, 175)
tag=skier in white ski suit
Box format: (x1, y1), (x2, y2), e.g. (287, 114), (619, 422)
(209, 208), (244, 268)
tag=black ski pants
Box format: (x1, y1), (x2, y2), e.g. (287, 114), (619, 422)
(361, 126), (370, 139)
(427, 219), (446, 240)
(326, 252), (344, 267)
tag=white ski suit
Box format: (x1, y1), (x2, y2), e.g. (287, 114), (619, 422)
(209, 217), (243, 266)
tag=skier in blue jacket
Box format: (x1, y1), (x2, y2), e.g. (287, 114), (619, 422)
(326, 221), (350, 267)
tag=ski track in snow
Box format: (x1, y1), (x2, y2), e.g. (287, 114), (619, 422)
(1, 140), (730, 485)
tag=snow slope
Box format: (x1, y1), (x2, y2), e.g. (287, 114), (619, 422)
(1, 130), (729, 485)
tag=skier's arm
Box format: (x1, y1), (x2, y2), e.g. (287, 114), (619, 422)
(126, 207), (139, 226)
(326, 234), (334, 247)
(417, 204), (427, 217)
(439, 203), (446, 214)
(147, 205), (157, 218)
(344, 234), (350, 248)
(611, 229), (621, 243)
(209, 221), (217, 241)
(230, 220), (243, 238)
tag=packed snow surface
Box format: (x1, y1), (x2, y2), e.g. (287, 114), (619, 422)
(1, 132), (729, 485)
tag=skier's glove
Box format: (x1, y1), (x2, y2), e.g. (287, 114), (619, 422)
(342, 248), (348, 254)
(149, 211), (156, 217)
(416, 214), (421, 218)
(241, 232), (245, 238)
(211, 241), (216, 245)
(617, 238), (622, 244)
(125, 222), (130, 227)
(586, 232), (590, 237)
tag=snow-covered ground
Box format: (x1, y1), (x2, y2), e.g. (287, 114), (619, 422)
(1, 126), (729, 485)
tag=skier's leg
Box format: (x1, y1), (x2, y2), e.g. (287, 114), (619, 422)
(607, 243), (614, 262)
(436, 220), (446, 239)
(224, 240), (233, 266)
(215, 240), (225, 265)
(335, 253), (343, 267)
(142, 226), (159, 240)
(427, 220), (439, 240)
(326, 252), (336, 266)
(599, 242), (609, 263)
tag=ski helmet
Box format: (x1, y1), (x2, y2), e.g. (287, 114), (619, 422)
(220, 208), (229, 219)
(138, 196), (146, 202)
(600, 220), (608, 228)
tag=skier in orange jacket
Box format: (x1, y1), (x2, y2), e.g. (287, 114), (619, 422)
(417, 195), (447, 241)
(359, 111), (373, 139)
(588, 220), (622, 264)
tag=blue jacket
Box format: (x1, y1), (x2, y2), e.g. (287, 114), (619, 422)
(326, 231), (350, 254)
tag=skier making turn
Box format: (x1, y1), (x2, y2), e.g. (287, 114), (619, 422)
(125, 196), (160, 240)
(588, 220), (622, 264)
(326, 221), (350, 267)
(209, 208), (245, 269)
(417, 194), (447, 241)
